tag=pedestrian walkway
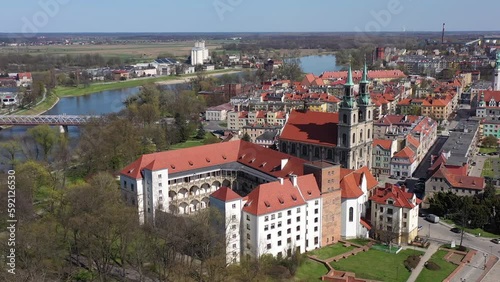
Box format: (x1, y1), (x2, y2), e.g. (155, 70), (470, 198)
(406, 242), (440, 282)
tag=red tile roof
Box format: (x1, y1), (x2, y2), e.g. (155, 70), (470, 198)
(406, 135), (420, 150)
(431, 166), (485, 190)
(210, 187), (241, 202)
(120, 140), (306, 180)
(321, 70), (406, 80)
(242, 174), (320, 216)
(280, 110), (339, 146)
(340, 166), (378, 199)
(370, 183), (420, 209)
(373, 139), (394, 151)
(393, 147), (416, 163)
(360, 218), (372, 230)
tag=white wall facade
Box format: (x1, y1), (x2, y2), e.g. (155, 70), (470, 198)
(341, 176), (370, 239)
(210, 196), (242, 264)
(243, 205), (309, 259)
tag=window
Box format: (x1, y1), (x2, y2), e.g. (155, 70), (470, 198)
(246, 215), (250, 221)
(278, 240), (282, 246)
(278, 231), (282, 237)
(232, 215), (236, 220)
(232, 204), (236, 209)
(232, 243), (236, 249)
(349, 207), (354, 222)
(403, 213), (407, 219)
(297, 207), (301, 213)
(314, 217), (318, 223)
(314, 237), (319, 244)
(271, 223), (275, 229)
(267, 243), (271, 250)
(267, 234), (271, 240)
(158, 183), (162, 187)
(287, 237), (292, 243)
(387, 208), (393, 215)
(296, 216), (300, 222)
(271, 214), (275, 220)
(247, 234), (250, 239)
(288, 210), (292, 216)
(264, 225), (269, 231)
(287, 219), (291, 225)
(314, 226), (318, 232)
(287, 228), (291, 234)
(296, 235), (300, 240)
(232, 234), (237, 238)
(131, 184), (134, 192)
(315, 208), (319, 214)
(379, 207), (383, 212)
(265, 216), (269, 222)
(278, 221), (282, 227)
(124, 181), (127, 188)
(245, 224), (249, 230)
(296, 226), (300, 231)
(315, 200), (319, 205)
(278, 212), (282, 218)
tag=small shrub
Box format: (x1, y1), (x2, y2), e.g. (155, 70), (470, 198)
(404, 255), (421, 271)
(425, 261), (441, 270)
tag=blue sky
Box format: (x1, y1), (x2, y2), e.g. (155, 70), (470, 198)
(1, 0), (499, 33)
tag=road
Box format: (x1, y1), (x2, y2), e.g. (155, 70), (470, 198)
(418, 217), (500, 281)
(469, 155), (488, 177)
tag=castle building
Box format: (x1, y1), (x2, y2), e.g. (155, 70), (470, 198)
(279, 63), (374, 170)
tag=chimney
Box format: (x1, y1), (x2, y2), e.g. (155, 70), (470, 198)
(278, 177), (284, 185)
(290, 174), (298, 187)
(281, 158), (289, 170)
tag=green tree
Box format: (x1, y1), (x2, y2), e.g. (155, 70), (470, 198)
(0, 140), (21, 169)
(27, 124), (58, 161)
(483, 135), (498, 148)
(275, 59), (303, 82)
(196, 123), (206, 139)
(241, 132), (251, 142)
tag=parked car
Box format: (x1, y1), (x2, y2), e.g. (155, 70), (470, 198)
(450, 227), (461, 233)
(426, 214), (440, 223)
(491, 238), (500, 244)
(471, 162), (477, 166)
(418, 225), (423, 231)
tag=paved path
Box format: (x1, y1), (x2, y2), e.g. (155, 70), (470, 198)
(450, 250), (489, 282)
(482, 258), (500, 282)
(406, 242), (440, 282)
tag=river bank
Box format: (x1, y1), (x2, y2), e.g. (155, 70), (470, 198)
(54, 68), (243, 97)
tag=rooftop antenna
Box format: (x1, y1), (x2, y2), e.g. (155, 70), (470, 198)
(441, 23), (445, 45)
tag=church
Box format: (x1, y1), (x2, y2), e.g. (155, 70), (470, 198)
(279, 63), (374, 170)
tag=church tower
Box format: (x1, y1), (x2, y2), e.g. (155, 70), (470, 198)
(357, 61), (374, 169)
(338, 65), (360, 169)
(494, 53), (500, 91)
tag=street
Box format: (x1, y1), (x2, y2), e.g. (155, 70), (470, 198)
(418, 217), (500, 281)
(469, 155), (488, 177)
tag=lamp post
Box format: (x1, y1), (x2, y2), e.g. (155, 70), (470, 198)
(483, 253), (488, 270)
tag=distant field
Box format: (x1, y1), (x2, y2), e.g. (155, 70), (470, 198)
(0, 40), (224, 59)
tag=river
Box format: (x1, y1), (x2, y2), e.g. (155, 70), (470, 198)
(0, 55), (338, 141)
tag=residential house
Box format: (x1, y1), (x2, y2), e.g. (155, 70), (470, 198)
(372, 139), (398, 176)
(390, 147), (417, 178)
(370, 183), (420, 245)
(205, 103), (234, 121)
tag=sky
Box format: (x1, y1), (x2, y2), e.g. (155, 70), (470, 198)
(0, 0), (499, 33)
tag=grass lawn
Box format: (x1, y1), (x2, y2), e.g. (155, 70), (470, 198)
(295, 259), (329, 282)
(54, 69), (238, 97)
(479, 147), (498, 154)
(13, 93), (59, 116)
(330, 249), (424, 282)
(308, 243), (355, 260)
(170, 133), (217, 150)
(415, 250), (458, 282)
(482, 158), (494, 178)
(347, 238), (371, 246)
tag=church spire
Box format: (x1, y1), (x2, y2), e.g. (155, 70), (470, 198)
(345, 63), (354, 86)
(361, 59), (369, 84)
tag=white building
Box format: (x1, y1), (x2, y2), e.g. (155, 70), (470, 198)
(240, 174), (321, 259)
(370, 183), (420, 245)
(340, 167), (378, 239)
(205, 103), (233, 121)
(191, 40), (209, 66)
(390, 147), (418, 178)
(119, 140), (308, 224)
(494, 53), (500, 91)
(209, 187), (243, 264)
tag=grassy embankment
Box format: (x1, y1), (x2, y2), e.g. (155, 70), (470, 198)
(54, 68), (239, 97)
